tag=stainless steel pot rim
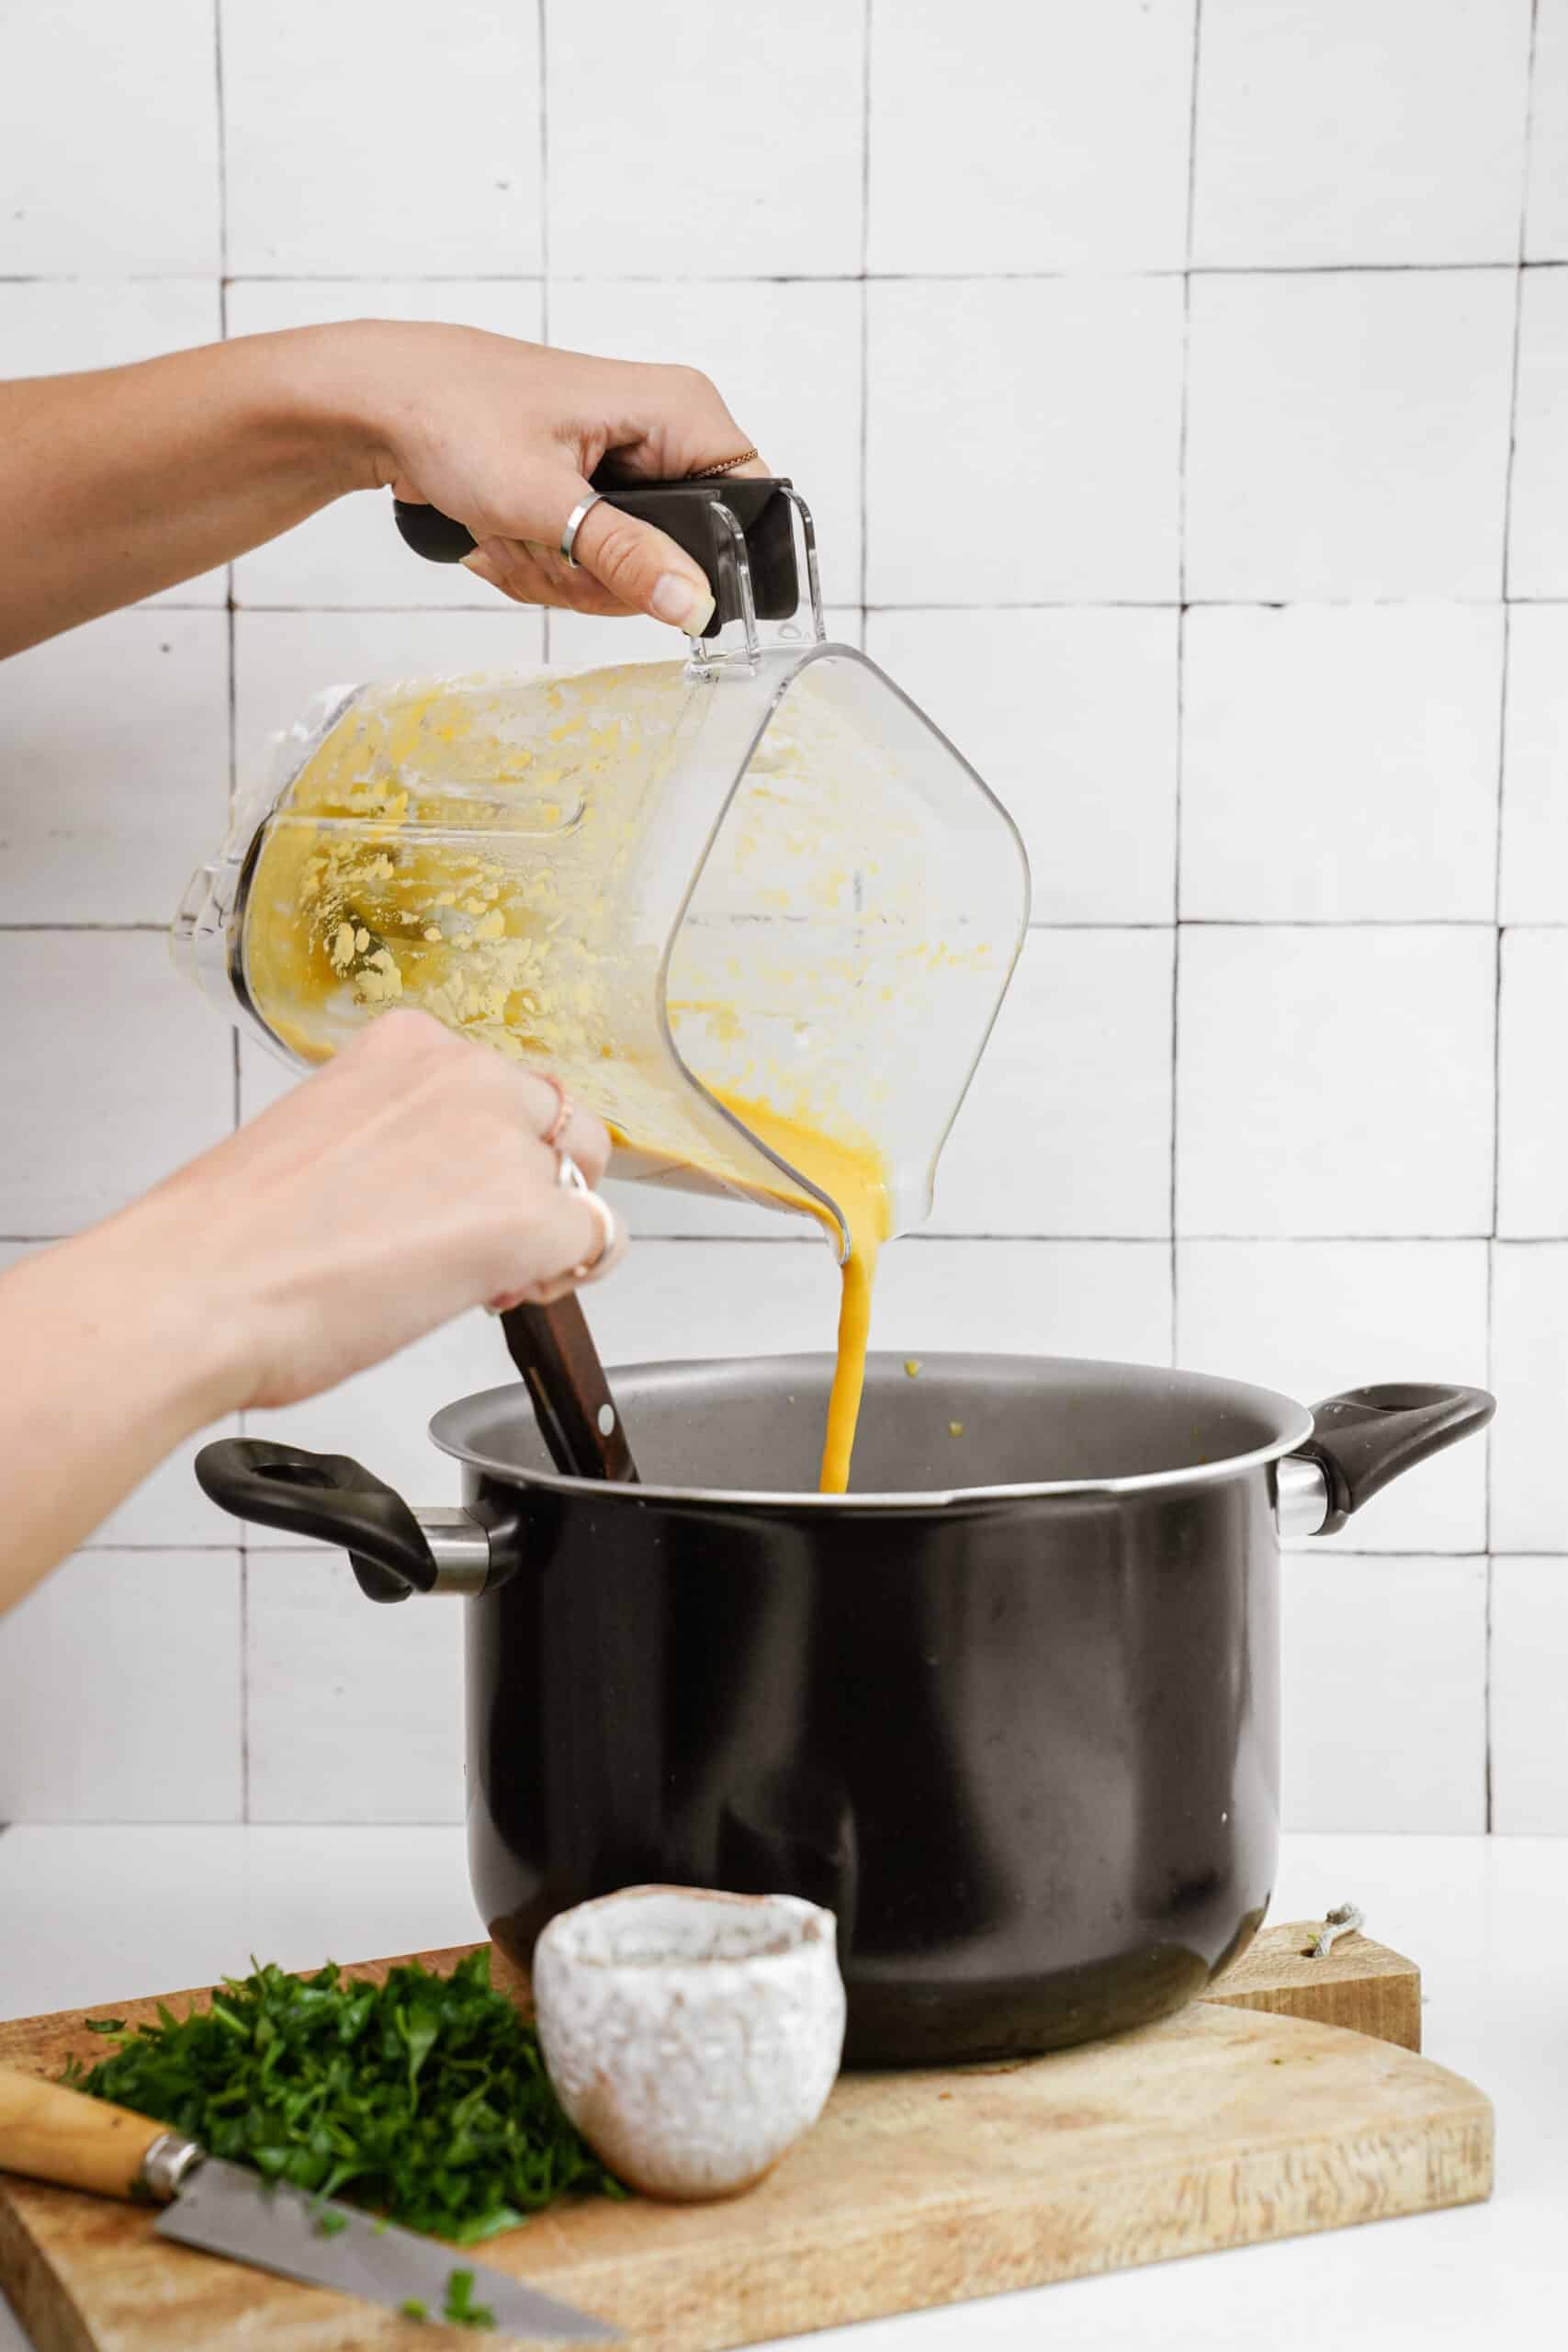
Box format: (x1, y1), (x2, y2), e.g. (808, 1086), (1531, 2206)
(427, 1351), (1319, 1511)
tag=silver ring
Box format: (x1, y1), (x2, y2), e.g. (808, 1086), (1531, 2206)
(559, 493), (604, 569)
(556, 1151), (619, 1280)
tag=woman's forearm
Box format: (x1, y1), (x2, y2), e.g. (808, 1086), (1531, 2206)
(0, 1012), (623, 1617)
(0, 328), (370, 657)
(0, 1224), (241, 1616)
(1, 320), (762, 658)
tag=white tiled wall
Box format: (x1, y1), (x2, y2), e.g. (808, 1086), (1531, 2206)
(1185, 269), (1516, 602)
(1, 1), (1563, 1834)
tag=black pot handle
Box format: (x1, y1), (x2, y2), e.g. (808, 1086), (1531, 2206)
(194, 1438), (437, 1604)
(1300, 1384), (1495, 1536)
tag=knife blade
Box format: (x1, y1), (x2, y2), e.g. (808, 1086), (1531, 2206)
(0, 2063), (616, 2341)
(154, 2154), (615, 2337)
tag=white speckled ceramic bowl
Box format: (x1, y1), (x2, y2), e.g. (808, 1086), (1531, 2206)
(532, 1886), (847, 2201)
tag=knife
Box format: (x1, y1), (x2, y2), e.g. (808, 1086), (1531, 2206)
(498, 1298), (639, 1483)
(0, 2063), (617, 2340)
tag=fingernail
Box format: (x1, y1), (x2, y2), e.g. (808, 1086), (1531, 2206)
(650, 572), (716, 634)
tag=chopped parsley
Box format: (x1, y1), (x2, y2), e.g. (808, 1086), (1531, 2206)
(65, 1950), (621, 2245)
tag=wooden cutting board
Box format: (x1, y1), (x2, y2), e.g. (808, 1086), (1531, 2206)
(0, 1925), (1489, 2352)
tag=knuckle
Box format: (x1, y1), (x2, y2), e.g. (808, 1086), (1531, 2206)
(423, 1038), (491, 1108)
(359, 1006), (437, 1062)
(493, 539), (539, 583)
(424, 1018), (475, 1068)
(585, 514), (649, 589)
(468, 1062), (522, 1126)
(560, 572), (623, 616)
(666, 361), (717, 403)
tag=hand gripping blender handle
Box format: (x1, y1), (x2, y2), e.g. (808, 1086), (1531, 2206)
(391, 475), (799, 640)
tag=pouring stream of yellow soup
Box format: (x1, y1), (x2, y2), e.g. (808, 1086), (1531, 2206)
(707, 1095), (892, 1495)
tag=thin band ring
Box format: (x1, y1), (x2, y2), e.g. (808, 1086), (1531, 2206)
(536, 1072), (573, 1148)
(686, 449), (761, 480)
(556, 1152), (620, 1282)
(559, 493), (604, 569)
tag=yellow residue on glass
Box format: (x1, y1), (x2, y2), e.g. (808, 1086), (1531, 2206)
(238, 662), (928, 1493)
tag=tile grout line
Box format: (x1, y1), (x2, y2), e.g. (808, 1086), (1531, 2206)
(144, 594), (1568, 613)
(537, 0), (551, 664)
(238, 1530), (252, 1826)
(0, 1230), (1545, 1247)
(536, 0), (550, 340)
(1483, 1540), (1495, 1835)
(69, 1540), (1540, 1560)
(1169, 0), (1204, 1365)
(214, 0), (237, 867)
(211, 0), (228, 287)
(68, 1536), (1556, 1559)
(1484, 0), (1541, 1833)
(213, 0), (251, 1828)
(216, 0), (238, 830)
(858, 0), (873, 614)
(11, 262), (1565, 288)
(9, 919), (1558, 936)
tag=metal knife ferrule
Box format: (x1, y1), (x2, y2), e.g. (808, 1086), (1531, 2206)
(138, 2132), (204, 2202)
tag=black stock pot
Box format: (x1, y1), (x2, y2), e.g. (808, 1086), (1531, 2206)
(197, 1354), (1491, 2066)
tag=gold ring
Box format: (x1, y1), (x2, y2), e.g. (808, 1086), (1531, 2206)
(686, 449), (761, 480)
(536, 1071), (573, 1148)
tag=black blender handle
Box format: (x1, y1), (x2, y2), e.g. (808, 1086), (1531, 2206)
(194, 1438), (436, 1604)
(393, 504), (479, 564)
(392, 473), (799, 640)
(1302, 1383), (1495, 1536)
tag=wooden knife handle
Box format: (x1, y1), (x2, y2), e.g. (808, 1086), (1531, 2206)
(0, 2064), (173, 2199)
(500, 1297), (639, 1483)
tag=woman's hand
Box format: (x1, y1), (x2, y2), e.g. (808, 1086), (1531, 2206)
(346, 323), (770, 630)
(123, 1009), (626, 1414)
(0, 1012), (626, 1608)
(0, 322), (766, 658)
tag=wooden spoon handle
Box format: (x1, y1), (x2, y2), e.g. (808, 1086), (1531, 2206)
(0, 2064), (172, 2200)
